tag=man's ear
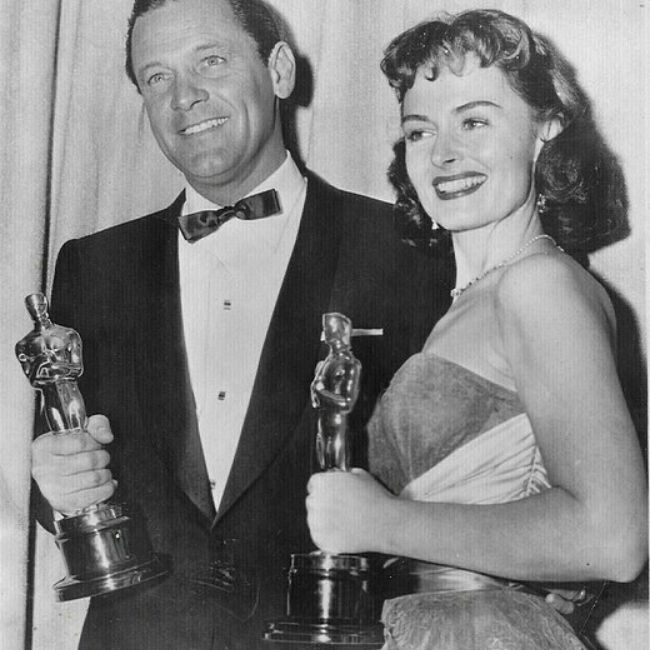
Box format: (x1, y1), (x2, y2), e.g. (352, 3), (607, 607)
(268, 41), (296, 99)
(534, 116), (564, 161)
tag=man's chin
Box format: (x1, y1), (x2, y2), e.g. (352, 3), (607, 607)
(181, 160), (241, 186)
(181, 157), (234, 181)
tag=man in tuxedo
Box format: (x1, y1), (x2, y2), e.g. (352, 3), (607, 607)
(30, 1), (451, 648)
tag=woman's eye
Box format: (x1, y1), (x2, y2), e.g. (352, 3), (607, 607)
(405, 130), (432, 143)
(462, 118), (487, 130)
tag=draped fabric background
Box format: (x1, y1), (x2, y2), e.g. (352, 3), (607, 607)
(0, 1), (645, 648)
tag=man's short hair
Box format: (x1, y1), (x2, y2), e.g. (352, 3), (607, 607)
(125, 0), (282, 89)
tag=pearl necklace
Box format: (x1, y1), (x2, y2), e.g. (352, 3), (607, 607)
(450, 234), (558, 300)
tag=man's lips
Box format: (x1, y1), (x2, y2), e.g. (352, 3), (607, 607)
(179, 116), (229, 135)
(433, 173), (487, 200)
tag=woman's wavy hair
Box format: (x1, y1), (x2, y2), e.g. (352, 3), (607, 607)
(381, 10), (627, 258)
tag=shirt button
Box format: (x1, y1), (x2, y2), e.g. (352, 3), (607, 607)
(223, 299), (232, 310)
(218, 391), (227, 400)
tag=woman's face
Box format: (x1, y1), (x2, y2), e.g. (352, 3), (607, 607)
(402, 56), (544, 233)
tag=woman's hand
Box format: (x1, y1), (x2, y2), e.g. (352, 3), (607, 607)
(306, 468), (396, 554)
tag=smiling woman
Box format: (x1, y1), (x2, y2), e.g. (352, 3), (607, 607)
(2, 2), (645, 650)
(305, 9), (647, 650)
(400, 62), (553, 240)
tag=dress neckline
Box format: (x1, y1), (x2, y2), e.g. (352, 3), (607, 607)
(414, 350), (518, 399)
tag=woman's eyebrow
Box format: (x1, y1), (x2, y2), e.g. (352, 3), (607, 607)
(455, 100), (502, 113)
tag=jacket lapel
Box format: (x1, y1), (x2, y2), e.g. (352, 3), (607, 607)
(136, 192), (217, 523)
(215, 174), (342, 521)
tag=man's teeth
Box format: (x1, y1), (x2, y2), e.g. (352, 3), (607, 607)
(183, 117), (228, 135)
(436, 176), (485, 194)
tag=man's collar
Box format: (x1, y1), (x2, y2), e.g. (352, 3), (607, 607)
(183, 152), (304, 215)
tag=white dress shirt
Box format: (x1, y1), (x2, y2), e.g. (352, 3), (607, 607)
(178, 153), (307, 509)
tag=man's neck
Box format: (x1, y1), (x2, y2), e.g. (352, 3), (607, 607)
(186, 150), (288, 206)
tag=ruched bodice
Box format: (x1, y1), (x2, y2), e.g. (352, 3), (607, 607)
(369, 352), (549, 501)
(367, 352), (585, 650)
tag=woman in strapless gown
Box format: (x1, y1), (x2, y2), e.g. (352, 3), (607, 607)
(368, 353), (582, 649)
(306, 10), (647, 650)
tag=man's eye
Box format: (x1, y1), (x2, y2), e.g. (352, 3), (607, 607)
(200, 55), (227, 76)
(204, 55), (225, 66)
(147, 72), (166, 86)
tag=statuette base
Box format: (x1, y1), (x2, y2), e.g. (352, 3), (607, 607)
(54, 556), (168, 601)
(264, 552), (382, 647)
(53, 503), (168, 601)
(264, 620), (383, 646)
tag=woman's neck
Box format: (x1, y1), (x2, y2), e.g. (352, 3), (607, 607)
(451, 190), (543, 289)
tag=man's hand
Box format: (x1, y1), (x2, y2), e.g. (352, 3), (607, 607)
(31, 414), (116, 515)
(545, 586), (591, 615)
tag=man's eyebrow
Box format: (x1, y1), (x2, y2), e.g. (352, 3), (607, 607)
(136, 43), (228, 75)
(195, 43), (227, 54)
(137, 61), (164, 75)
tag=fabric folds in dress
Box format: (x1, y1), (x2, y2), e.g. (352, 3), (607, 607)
(368, 352), (585, 650)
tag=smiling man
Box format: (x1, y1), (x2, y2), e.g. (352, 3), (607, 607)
(129, 0), (293, 204)
(29, 1), (452, 648)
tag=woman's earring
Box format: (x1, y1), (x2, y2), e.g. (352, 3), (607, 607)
(431, 219), (439, 231)
(536, 193), (548, 216)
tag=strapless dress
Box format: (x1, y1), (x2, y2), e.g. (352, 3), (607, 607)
(368, 352), (586, 650)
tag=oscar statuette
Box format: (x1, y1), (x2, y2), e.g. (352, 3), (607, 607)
(264, 313), (383, 646)
(16, 293), (168, 601)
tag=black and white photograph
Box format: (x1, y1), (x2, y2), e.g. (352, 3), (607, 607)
(0, 2), (646, 649)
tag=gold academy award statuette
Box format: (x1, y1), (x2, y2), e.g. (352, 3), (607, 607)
(264, 313), (383, 647)
(16, 293), (168, 601)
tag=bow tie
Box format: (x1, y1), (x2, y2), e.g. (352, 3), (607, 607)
(177, 189), (281, 243)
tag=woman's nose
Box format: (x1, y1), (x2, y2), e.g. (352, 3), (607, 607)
(430, 131), (460, 167)
(171, 76), (209, 111)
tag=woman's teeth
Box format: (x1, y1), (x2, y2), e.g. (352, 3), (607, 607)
(435, 175), (485, 195)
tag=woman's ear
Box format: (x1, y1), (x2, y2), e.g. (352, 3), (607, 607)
(534, 116), (563, 161)
(542, 116), (564, 142)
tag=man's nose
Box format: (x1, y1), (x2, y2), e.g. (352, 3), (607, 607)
(430, 131), (460, 167)
(171, 76), (209, 111)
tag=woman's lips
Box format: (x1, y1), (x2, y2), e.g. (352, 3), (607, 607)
(433, 173), (487, 200)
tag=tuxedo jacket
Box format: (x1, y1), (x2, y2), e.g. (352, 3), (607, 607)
(38, 172), (453, 649)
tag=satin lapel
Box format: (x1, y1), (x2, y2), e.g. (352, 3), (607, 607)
(135, 193), (216, 523)
(216, 175), (342, 521)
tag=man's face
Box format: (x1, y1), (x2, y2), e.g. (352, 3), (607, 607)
(131, 0), (294, 201)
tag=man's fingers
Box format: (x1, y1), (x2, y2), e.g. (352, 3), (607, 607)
(55, 449), (111, 476)
(35, 429), (102, 455)
(37, 415), (113, 454)
(31, 419), (116, 514)
(32, 466), (116, 514)
(61, 468), (113, 493)
(86, 414), (114, 445)
(56, 480), (117, 515)
(547, 586), (591, 603)
(545, 593), (575, 615)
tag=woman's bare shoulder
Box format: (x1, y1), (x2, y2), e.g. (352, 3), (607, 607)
(493, 251), (615, 343)
(497, 252), (612, 315)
